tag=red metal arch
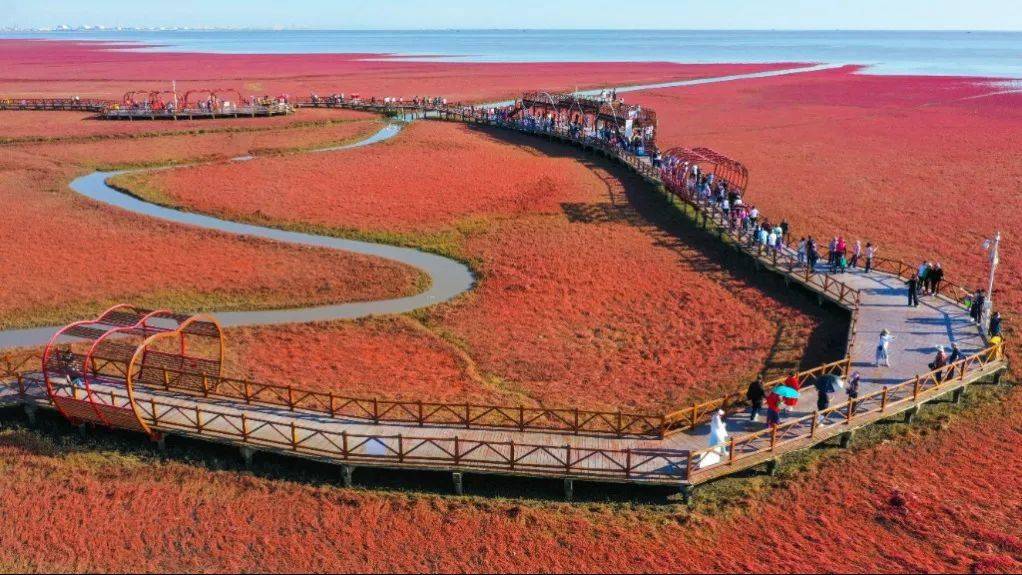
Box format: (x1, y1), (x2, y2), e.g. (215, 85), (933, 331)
(659, 146), (749, 195)
(42, 305), (225, 438)
(180, 88), (244, 111)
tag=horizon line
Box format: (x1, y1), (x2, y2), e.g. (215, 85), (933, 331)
(4, 27), (1022, 33)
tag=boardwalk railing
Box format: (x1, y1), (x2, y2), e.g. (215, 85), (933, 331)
(5, 351), (668, 438)
(0, 98), (113, 112)
(12, 374), (690, 483)
(685, 342), (1005, 482)
(660, 357), (851, 435)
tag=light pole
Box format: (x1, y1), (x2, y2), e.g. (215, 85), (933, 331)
(981, 231), (1001, 335)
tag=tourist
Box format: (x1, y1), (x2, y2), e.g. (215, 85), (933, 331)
(989, 311), (1002, 338)
(906, 273), (920, 307)
(850, 240), (862, 269)
(828, 237), (838, 267)
(846, 371), (861, 402)
(876, 329), (895, 367)
(929, 346), (948, 374)
(928, 262), (944, 295)
(807, 236), (820, 270)
(780, 219), (790, 241)
(797, 237), (807, 266)
(746, 375), (766, 422)
(708, 410), (730, 455)
(917, 261), (931, 294)
(945, 343), (962, 380)
(970, 289), (985, 323)
(865, 242), (876, 272)
(766, 390), (783, 427)
(782, 370), (801, 413)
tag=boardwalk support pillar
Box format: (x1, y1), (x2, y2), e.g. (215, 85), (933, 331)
(240, 446), (255, 468)
(904, 406), (918, 424)
(993, 370), (1004, 386)
(952, 386), (967, 404)
(22, 404), (37, 426)
(765, 458), (780, 476)
(153, 433), (166, 452)
(563, 478), (574, 501)
(340, 464), (354, 488)
(839, 430), (855, 448)
(452, 472), (464, 495)
(680, 483), (694, 504)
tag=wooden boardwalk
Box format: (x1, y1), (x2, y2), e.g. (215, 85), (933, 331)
(0, 101), (1008, 498)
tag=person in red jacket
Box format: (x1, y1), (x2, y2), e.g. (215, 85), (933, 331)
(766, 391), (783, 427)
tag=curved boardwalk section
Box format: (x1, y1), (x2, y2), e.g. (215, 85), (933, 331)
(0, 93), (1008, 498)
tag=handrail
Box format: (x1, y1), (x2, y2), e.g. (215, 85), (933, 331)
(685, 342), (1005, 481)
(660, 357), (850, 435)
(11, 375), (690, 483)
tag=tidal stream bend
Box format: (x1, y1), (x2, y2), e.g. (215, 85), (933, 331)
(0, 122), (476, 349)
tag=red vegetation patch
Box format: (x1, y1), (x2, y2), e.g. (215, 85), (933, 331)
(225, 318), (502, 404)
(3, 393), (1022, 572)
(0, 147), (423, 329)
(115, 121), (606, 233)
(0, 107), (374, 141)
(0, 39), (800, 103)
(26, 116), (381, 169)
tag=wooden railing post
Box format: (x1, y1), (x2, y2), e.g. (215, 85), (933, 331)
(913, 376), (921, 401)
(564, 444), (572, 473)
(453, 436), (461, 464)
(328, 393), (336, 417)
(770, 425), (778, 451)
(574, 408), (580, 435)
(625, 448), (632, 478)
(465, 403), (471, 429)
(372, 398), (379, 424)
(397, 434), (404, 462)
(290, 422), (298, 451)
(846, 398), (854, 422)
(195, 405), (203, 432)
(509, 440), (516, 470)
(287, 387), (295, 411)
(243, 381), (251, 404)
(880, 387), (888, 412)
(518, 405), (525, 431)
(810, 413), (818, 437)
(341, 431), (349, 459)
(202, 375), (209, 397)
(417, 400), (424, 426)
(241, 412), (249, 440)
(728, 437), (736, 464)
(150, 397), (158, 423)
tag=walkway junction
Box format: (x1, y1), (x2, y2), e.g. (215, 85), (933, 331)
(0, 87), (1008, 500)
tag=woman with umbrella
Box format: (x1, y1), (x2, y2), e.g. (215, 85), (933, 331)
(770, 383), (801, 425)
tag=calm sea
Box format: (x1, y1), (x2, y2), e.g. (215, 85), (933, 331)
(4, 30), (1021, 78)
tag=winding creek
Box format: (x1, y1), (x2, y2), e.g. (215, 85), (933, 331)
(0, 121), (475, 350)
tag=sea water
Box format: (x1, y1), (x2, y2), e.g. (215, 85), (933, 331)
(3, 29), (1022, 78)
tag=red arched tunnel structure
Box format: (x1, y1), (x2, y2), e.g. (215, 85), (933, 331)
(42, 304), (224, 438)
(659, 146), (749, 197)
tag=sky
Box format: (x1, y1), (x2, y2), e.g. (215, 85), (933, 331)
(4, 0), (1022, 31)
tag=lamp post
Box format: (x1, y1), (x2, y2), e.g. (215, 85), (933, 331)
(981, 231), (1001, 335)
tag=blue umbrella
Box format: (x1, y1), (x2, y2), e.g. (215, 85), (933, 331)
(772, 385), (800, 399)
